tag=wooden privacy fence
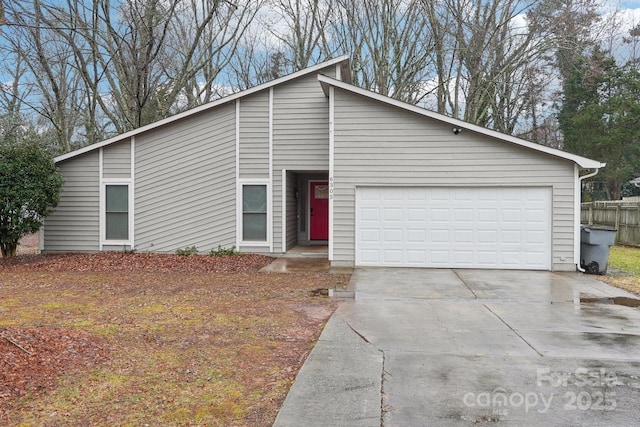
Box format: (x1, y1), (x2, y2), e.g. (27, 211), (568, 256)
(581, 201), (640, 246)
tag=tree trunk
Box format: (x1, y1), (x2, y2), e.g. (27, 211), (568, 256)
(1, 241), (18, 258)
(606, 180), (622, 201)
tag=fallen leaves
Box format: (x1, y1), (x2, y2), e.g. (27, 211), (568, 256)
(0, 252), (273, 274)
(0, 253), (347, 426)
(0, 327), (109, 421)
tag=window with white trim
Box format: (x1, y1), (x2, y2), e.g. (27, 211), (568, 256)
(105, 184), (129, 241)
(242, 184), (267, 241)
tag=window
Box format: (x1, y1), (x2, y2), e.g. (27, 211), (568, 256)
(105, 184), (128, 240)
(243, 185), (267, 241)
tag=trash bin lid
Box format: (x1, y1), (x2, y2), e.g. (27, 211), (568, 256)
(581, 225), (617, 232)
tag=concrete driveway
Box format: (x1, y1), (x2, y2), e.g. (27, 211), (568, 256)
(274, 268), (640, 426)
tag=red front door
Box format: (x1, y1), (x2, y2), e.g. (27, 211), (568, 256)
(310, 181), (329, 240)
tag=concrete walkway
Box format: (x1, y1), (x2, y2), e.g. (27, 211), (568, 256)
(274, 268), (640, 426)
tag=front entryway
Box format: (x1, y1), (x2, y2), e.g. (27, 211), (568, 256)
(309, 181), (329, 240)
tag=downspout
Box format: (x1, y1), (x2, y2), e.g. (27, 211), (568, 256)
(576, 168), (601, 272)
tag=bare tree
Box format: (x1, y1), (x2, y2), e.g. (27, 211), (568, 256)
(327, 0), (435, 103)
(436, 0), (557, 131)
(0, 1), (6, 26)
(228, 42), (290, 90)
(266, 0), (333, 70)
(1, 0), (262, 151)
(0, 49), (29, 144)
(3, 0), (85, 152)
(174, 0), (263, 109)
(424, 0), (457, 114)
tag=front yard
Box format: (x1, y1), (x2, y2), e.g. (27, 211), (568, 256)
(0, 253), (348, 426)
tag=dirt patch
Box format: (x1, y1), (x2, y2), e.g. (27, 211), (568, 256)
(0, 253), (349, 426)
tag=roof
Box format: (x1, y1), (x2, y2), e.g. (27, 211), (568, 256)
(55, 56), (604, 170)
(55, 56), (351, 163)
(317, 74), (605, 170)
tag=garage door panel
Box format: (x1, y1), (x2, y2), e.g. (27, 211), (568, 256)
(477, 230), (497, 243)
(356, 187), (551, 270)
(407, 208), (427, 221)
(359, 230), (379, 242)
(454, 189), (474, 200)
(360, 207), (380, 221)
(430, 251), (450, 265)
(477, 251), (497, 265)
(384, 208), (403, 221)
(431, 229), (450, 242)
(430, 208), (450, 221)
(526, 252), (548, 266)
(501, 230), (522, 243)
(383, 250), (403, 263)
(453, 250), (474, 264)
(526, 209), (547, 222)
(407, 229), (426, 242)
(383, 188), (402, 201)
(501, 252), (522, 266)
(454, 209), (474, 222)
(360, 249), (381, 263)
(478, 208), (498, 222)
(453, 230), (473, 243)
(407, 188), (427, 201)
(502, 209), (522, 222)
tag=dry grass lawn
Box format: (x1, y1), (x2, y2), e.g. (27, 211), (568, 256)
(601, 245), (640, 296)
(0, 253), (348, 426)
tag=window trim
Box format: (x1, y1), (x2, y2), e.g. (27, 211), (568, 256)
(100, 178), (133, 246)
(237, 179), (271, 247)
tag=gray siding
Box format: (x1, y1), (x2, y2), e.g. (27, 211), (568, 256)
(44, 151), (100, 252)
(272, 73), (331, 171)
(273, 173), (282, 251)
(332, 90), (575, 270)
(103, 140), (131, 178)
(135, 104), (237, 253)
(286, 171), (298, 250)
(239, 91), (269, 178)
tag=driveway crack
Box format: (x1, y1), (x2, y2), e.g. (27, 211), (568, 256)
(453, 269), (478, 299)
(484, 304), (544, 357)
(344, 319), (373, 344)
(380, 350), (390, 427)
(342, 318), (387, 426)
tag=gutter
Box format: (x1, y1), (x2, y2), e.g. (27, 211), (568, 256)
(576, 168), (601, 272)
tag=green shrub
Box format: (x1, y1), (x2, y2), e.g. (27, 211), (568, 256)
(209, 245), (238, 256)
(176, 246), (198, 256)
(0, 142), (63, 257)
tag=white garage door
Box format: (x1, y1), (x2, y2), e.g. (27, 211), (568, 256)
(356, 187), (551, 270)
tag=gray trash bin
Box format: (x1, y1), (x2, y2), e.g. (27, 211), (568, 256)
(580, 225), (617, 274)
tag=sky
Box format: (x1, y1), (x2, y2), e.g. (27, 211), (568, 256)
(613, 0), (640, 9)
(4, 0), (640, 129)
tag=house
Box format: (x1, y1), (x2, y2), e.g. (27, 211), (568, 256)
(43, 56), (604, 271)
